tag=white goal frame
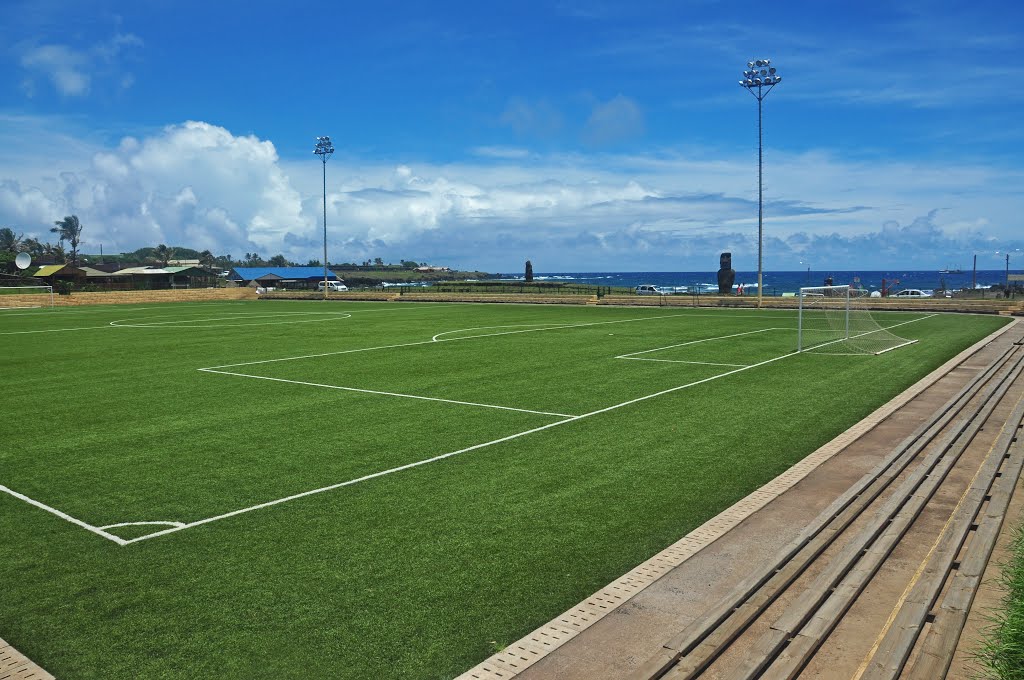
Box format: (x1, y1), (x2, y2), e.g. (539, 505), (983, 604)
(0, 285), (54, 310)
(797, 284), (918, 355)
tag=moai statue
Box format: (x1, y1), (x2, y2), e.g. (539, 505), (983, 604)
(717, 252), (736, 295)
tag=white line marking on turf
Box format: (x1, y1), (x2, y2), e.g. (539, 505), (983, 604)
(0, 483), (127, 546)
(109, 312), (353, 328)
(99, 521), (186, 530)
(619, 358), (751, 367)
(125, 348), (801, 544)
(432, 323), (572, 342)
(615, 328), (779, 358)
(0, 325), (122, 335)
(200, 312), (704, 370)
(198, 369), (578, 418)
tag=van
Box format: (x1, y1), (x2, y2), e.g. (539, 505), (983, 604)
(316, 281), (348, 292)
(635, 285), (661, 295)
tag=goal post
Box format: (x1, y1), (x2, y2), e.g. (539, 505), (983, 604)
(797, 285), (917, 355)
(0, 286), (55, 310)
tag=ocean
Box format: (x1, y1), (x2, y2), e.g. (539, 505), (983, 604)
(496, 269), (1020, 296)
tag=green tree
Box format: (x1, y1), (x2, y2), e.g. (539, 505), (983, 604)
(51, 215), (84, 265)
(199, 250), (215, 268)
(0, 227), (24, 253)
(373, 257), (384, 267)
(153, 244), (175, 267)
(400, 260), (419, 269)
(22, 237), (43, 257)
(268, 254), (288, 267)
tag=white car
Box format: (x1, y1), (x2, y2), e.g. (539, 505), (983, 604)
(635, 284), (661, 295)
(892, 289), (931, 298)
(316, 281), (348, 292)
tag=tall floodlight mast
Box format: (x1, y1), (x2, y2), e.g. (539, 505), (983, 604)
(314, 136), (335, 299)
(739, 59), (782, 308)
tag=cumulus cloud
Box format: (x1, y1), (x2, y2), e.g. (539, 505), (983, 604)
(0, 118), (1021, 271)
(19, 33), (142, 97)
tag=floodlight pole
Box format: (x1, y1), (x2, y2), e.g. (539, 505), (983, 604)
(739, 59), (782, 308)
(314, 136), (335, 300)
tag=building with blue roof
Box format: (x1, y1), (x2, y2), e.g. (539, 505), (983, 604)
(228, 267), (341, 289)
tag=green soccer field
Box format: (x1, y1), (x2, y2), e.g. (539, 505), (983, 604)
(0, 300), (1010, 678)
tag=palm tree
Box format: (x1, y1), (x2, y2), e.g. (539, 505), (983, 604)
(51, 215), (84, 265)
(153, 244), (174, 267)
(0, 227), (23, 253)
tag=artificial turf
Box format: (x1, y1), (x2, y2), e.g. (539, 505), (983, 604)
(0, 300), (1010, 678)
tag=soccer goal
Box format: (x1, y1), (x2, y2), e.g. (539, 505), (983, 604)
(0, 286), (54, 310)
(797, 285), (917, 355)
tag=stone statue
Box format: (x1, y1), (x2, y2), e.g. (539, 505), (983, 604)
(717, 252), (736, 295)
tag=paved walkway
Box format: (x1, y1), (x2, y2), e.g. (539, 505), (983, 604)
(0, 637), (53, 680)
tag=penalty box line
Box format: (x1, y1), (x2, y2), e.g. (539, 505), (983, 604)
(198, 368), (578, 418)
(121, 347), (801, 546)
(197, 312), (746, 371)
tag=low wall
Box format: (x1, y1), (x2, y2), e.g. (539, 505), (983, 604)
(55, 287), (257, 306)
(255, 290), (1021, 314)
(260, 291), (399, 302)
(597, 294), (1021, 314)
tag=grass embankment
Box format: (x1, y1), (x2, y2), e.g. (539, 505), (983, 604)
(979, 528), (1024, 678)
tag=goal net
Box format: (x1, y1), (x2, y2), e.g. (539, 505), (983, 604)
(0, 286), (54, 310)
(797, 285), (916, 355)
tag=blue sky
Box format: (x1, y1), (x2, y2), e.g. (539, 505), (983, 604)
(1, 0), (1022, 272)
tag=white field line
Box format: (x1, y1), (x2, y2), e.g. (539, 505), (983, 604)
(0, 483), (128, 546)
(0, 325), (120, 335)
(0, 301), (456, 334)
(200, 312), (704, 371)
(615, 328), (780, 359)
(109, 311), (353, 327)
(100, 521), (186, 529)
(432, 323), (571, 342)
(618, 358), (751, 368)
(198, 369), (578, 418)
(123, 347), (802, 545)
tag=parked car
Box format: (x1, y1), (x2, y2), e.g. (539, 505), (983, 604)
(892, 289), (931, 298)
(635, 284), (661, 295)
(316, 281), (348, 292)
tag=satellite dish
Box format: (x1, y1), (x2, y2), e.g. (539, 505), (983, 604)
(15, 252), (31, 270)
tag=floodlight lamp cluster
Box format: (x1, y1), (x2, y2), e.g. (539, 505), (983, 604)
(314, 136), (335, 159)
(740, 59), (781, 88)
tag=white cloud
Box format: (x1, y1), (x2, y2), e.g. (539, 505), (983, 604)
(18, 33), (143, 98)
(583, 94), (645, 146)
(0, 118), (1021, 271)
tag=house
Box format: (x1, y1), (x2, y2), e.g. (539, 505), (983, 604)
(228, 267), (341, 290)
(32, 264), (87, 285)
